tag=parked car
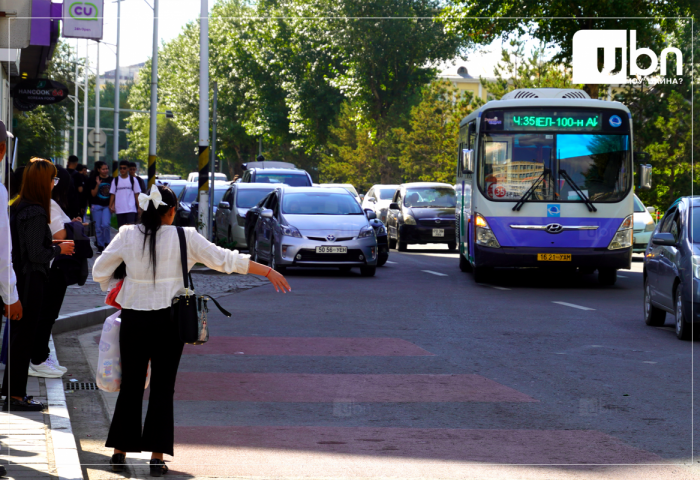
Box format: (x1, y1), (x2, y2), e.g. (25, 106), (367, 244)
(240, 166), (313, 186)
(214, 183), (279, 249)
(189, 186), (229, 233)
(369, 216), (389, 267)
(633, 194), (656, 253)
(175, 182), (199, 226)
(186, 172), (228, 183)
(320, 183), (360, 203)
(643, 196), (699, 340)
(247, 186), (379, 276)
(361, 184), (400, 223)
(386, 183), (457, 251)
(160, 179), (188, 199)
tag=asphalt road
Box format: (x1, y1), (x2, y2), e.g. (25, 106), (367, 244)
(62, 245), (700, 479)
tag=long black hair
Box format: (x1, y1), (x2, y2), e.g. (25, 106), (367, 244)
(139, 185), (178, 280)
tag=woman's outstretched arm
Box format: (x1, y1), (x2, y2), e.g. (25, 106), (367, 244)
(248, 261), (291, 293)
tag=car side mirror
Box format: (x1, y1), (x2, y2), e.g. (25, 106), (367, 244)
(461, 149), (474, 175)
(261, 209), (273, 219)
(218, 201), (230, 210)
(638, 164), (652, 191)
(369, 197), (377, 203)
(365, 209), (377, 220)
(389, 202), (400, 210)
(651, 232), (676, 246)
(646, 206), (656, 215)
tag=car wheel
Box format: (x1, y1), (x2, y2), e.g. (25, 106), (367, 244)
(339, 266), (352, 273)
(377, 255), (388, 267)
(473, 266), (492, 283)
(389, 229), (397, 249)
(360, 266), (376, 277)
(397, 229), (407, 252)
(447, 242), (456, 251)
(644, 277), (666, 326)
(675, 286), (692, 340)
(598, 268), (617, 286)
(459, 253), (472, 272)
(271, 243), (286, 273)
(227, 226), (232, 244)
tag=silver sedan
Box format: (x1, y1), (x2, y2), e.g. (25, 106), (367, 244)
(250, 187), (379, 276)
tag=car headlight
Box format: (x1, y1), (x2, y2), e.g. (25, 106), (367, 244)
(403, 212), (417, 225)
(607, 214), (633, 250)
(693, 256), (700, 279)
(644, 221), (655, 232)
(280, 224), (302, 238)
(359, 225), (375, 238)
(375, 225), (386, 235)
(475, 213), (500, 248)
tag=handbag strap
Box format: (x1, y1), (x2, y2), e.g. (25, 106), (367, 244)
(201, 294), (232, 317)
(175, 227), (195, 291)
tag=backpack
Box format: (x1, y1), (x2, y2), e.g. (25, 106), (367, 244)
(114, 174), (135, 191)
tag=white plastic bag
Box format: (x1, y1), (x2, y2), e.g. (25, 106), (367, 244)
(96, 310), (151, 392)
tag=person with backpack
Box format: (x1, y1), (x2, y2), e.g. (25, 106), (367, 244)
(89, 161), (113, 252)
(4, 158), (75, 412)
(109, 160), (141, 228)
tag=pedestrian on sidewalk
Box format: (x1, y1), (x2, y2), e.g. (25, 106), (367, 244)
(92, 184), (291, 477)
(3, 158), (75, 412)
(89, 161), (113, 252)
(75, 164), (89, 222)
(129, 162), (147, 193)
(109, 160), (141, 228)
(28, 166), (84, 379)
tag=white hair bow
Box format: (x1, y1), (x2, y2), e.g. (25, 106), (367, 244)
(138, 184), (169, 211)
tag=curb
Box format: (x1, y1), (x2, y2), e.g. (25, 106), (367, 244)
(47, 337), (84, 480)
(53, 306), (117, 335)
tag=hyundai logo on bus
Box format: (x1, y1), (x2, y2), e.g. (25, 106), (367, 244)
(544, 224), (565, 234)
(609, 115), (622, 128)
(547, 205), (560, 217)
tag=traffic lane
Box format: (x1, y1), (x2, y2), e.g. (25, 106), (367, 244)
(196, 257), (695, 462)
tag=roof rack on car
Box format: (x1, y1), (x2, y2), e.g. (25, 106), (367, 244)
(241, 160), (297, 171)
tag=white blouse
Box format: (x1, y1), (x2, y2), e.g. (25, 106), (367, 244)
(49, 200), (71, 236)
(92, 225), (250, 310)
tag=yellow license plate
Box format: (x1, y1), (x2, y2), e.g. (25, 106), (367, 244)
(537, 254), (571, 261)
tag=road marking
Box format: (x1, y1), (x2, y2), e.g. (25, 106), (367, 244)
(476, 284), (511, 291)
(643, 361), (657, 364)
(422, 270), (448, 277)
(618, 275), (628, 278)
(386, 260), (397, 264)
(552, 301), (595, 311)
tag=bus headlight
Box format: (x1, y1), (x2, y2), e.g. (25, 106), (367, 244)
(475, 213), (500, 248)
(693, 256), (700, 279)
(607, 215), (633, 250)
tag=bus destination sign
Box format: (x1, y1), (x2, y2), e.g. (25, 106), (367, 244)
(504, 111), (601, 131)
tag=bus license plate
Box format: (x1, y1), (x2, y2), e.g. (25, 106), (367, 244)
(537, 254), (571, 261)
(433, 229), (445, 237)
(316, 246), (347, 254)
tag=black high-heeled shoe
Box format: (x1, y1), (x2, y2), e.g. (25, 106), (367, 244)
(149, 459), (168, 477)
(110, 453), (126, 473)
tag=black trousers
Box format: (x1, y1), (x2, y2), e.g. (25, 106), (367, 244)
(105, 307), (184, 456)
(1, 271), (47, 398)
(116, 212), (137, 228)
(30, 265), (68, 365)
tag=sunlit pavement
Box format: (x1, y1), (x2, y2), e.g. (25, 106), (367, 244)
(76, 247), (700, 479)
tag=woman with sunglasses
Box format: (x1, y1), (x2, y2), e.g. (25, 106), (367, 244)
(3, 159), (75, 411)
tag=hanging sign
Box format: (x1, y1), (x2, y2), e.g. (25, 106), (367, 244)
(12, 79), (69, 107)
(62, 0), (105, 40)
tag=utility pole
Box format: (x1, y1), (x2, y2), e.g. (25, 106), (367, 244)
(113, 0), (122, 167)
(208, 81), (218, 241)
(94, 41), (100, 169)
(148, 0), (159, 189)
(82, 39), (89, 163)
(197, 0), (210, 236)
(73, 52), (79, 156)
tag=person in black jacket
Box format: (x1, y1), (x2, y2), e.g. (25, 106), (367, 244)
(3, 159), (75, 411)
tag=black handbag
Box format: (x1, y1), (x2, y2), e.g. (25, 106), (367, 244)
(171, 226), (231, 345)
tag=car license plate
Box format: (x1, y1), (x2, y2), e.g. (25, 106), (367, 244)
(537, 254), (571, 261)
(433, 229), (445, 237)
(316, 246), (347, 254)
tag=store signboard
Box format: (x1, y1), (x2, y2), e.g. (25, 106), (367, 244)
(62, 0), (104, 40)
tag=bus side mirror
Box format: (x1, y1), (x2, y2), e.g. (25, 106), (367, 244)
(462, 149), (474, 175)
(635, 152), (650, 164)
(638, 164), (652, 191)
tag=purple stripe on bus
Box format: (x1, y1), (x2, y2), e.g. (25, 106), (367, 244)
(485, 216), (622, 248)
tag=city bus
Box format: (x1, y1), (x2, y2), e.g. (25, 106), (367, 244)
(455, 88), (652, 285)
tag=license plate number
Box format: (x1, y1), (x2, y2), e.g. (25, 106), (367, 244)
(537, 254), (571, 261)
(316, 246), (347, 254)
(433, 229), (445, 237)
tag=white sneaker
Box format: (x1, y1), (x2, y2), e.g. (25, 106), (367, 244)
(46, 357), (68, 373)
(28, 362), (64, 378)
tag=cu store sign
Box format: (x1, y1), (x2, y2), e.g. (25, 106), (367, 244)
(62, 1), (104, 40)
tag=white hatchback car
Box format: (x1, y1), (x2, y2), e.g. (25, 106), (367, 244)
(633, 194), (656, 253)
(319, 184), (360, 203)
(361, 184), (400, 223)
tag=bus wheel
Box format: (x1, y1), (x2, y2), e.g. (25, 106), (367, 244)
(473, 266), (492, 283)
(598, 268), (617, 286)
(459, 253), (472, 272)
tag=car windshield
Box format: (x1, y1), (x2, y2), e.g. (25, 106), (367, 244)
(282, 192), (363, 215)
(181, 187), (225, 204)
(256, 173), (310, 186)
(634, 196), (646, 213)
(237, 189), (273, 208)
(169, 184), (186, 198)
(404, 187), (456, 208)
(377, 188), (397, 200)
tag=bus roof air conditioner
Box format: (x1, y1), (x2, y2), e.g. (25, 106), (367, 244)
(500, 89), (591, 100)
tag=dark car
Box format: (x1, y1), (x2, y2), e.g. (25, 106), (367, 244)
(643, 196), (699, 340)
(240, 166), (313, 187)
(368, 217), (389, 266)
(189, 187), (228, 234)
(175, 182), (199, 226)
(386, 182), (457, 251)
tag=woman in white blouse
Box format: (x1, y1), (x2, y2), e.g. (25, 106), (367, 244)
(93, 184), (290, 476)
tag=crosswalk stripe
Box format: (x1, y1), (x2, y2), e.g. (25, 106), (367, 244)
(422, 270), (448, 277)
(552, 301), (595, 311)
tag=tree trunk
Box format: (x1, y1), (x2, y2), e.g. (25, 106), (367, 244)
(583, 84), (599, 99)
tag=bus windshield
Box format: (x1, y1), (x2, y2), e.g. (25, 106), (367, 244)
(479, 133), (630, 203)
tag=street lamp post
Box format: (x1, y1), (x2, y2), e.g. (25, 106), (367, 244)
(197, 0), (210, 237)
(113, 0), (122, 167)
(148, 0), (159, 189)
(82, 39), (89, 163)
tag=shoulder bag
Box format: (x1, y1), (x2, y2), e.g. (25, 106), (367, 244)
(171, 226), (231, 345)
